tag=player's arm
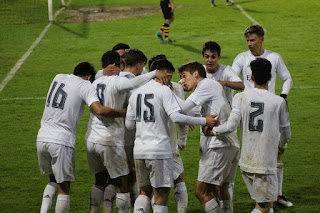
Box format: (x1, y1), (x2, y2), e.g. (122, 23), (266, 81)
(231, 54), (243, 76)
(217, 80), (244, 90)
(278, 100), (291, 150)
(125, 96), (136, 130)
(90, 101), (126, 118)
(276, 54), (293, 96)
(169, 0), (175, 12)
(119, 70), (171, 91)
(170, 111), (218, 127)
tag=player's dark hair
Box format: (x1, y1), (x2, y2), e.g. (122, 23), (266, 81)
(150, 59), (175, 73)
(202, 41), (221, 56)
(244, 24), (264, 38)
(148, 54), (167, 71)
(123, 49), (147, 67)
(112, 43), (130, 51)
(250, 58), (272, 85)
(73, 62), (96, 83)
(178, 61), (206, 78)
(101, 51), (120, 69)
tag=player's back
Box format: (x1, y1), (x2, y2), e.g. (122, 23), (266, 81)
(128, 80), (180, 159)
(38, 74), (97, 147)
(237, 88), (287, 174)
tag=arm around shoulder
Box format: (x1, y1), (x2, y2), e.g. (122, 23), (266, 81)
(90, 101), (126, 118)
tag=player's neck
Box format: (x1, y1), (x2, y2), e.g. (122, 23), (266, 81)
(254, 83), (268, 90)
(252, 48), (264, 56)
(123, 67), (139, 76)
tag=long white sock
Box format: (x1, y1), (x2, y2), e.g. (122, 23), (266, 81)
(130, 181), (139, 206)
(251, 209), (262, 213)
(40, 182), (58, 213)
(153, 205), (168, 213)
(204, 198), (220, 213)
(90, 185), (104, 213)
(151, 195), (155, 210)
(116, 192), (130, 213)
(133, 194), (150, 213)
(268, 208), (274, 213)
(277, 161), (283, 196)
(228, 183), (234, 200)
(219, 200), (233, 213)
(174, 182), (188, 213)
(55, 194), (70, 213)
(103, 184), (116, 213)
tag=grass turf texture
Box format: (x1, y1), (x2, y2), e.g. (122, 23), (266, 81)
(0, 0), (320, 212)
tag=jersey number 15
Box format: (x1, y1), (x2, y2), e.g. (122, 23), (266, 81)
(136, 93), (155, 122)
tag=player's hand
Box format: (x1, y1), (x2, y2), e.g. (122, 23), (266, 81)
(120, 108), (127, 117)
(205, 114), (219, 127)
(217, 80), (226, 86)
(202, 125), (213, 136)
(155, 70), (171, 86)
(278, 147), (285, 155)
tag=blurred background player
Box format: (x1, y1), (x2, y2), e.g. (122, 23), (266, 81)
(37, 62), (125, 213)
(232, 24), (293, 207)
(156, 0), (175, 43)
(207, 58), (291, 213)
(211, 0), (234, 7)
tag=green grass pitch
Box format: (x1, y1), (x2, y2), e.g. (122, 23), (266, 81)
(0, 0), (319, 212)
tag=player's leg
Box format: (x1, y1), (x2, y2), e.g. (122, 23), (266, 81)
(225, 0), (234, 6)
(153, 187), (170, 213)
(211, 0), (216, 7)
(55, 181), (71, 213)
(90, 170), (109, 213)
(174, 174), (188, 213)
(276, 154), (293, 207)
(103, 183), (116, 213)
(215, 183), (233, 213)
(40, 175), (58, 213)
(195, 181), (220, 213)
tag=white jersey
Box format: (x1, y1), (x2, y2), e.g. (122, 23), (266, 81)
(126, 80), (181, 159)
(232, 49), (292, 94)
(204, 64), (242, 105)
(186, 78), (239, 148)
(213, 88), (290, 174)
(86, 71), (156, 146)
(37, 74), (99, 148)
(95, 69), (104, 79)
(119, 71), (136, 147)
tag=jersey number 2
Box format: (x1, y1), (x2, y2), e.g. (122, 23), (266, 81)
(249, 102), (264, 132)
(46, 81), (67, 110)
(136, 93), (155, 122)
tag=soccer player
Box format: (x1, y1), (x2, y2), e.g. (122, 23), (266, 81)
(202, 41), (244, 105)
(86, 51), (171, 213)
(95, 43), (130, 79)
(119, 49), (149, 206)
(126, 59), (218, 213)
(156, 0), (175, 43)
(210, 0), (234, 7)
(205, 58), (291, 213)
(179, 62), (240, 213)
(37, 62), (126, 213)
(232, 24), (293, 207)
(149, 57), (189, 213)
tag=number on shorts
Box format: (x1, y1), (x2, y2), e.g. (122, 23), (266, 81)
(46, 81), (68, 110)
(249, 102), (264, 132)
(136, 93), (155, 122)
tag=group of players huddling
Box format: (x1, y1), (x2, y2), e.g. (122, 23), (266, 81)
(37, 24), (293, 213)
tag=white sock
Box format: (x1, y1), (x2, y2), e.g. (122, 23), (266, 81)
(204, 198), (220, 213)
(130, 181), (139, 206)
(174, 182), (188, 213)
(55, 194), (70, 213)
(103, 184), (116, 213)
(40, 182), (58, 213)
(153, 205), (168, 213)
(268, 208), (274, 213)
(219, 200), (233, 213)
(90, 185), (104, 213)
(228, 183), (234, 200)
(277, 161), (283, 196)
(133, 194), (150, 213)
(151, 195), (155, 210)
(251, 209), (263, 213)
(116, 192), (130, 213)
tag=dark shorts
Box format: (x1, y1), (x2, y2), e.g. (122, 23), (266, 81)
(160, 0), (173, 19)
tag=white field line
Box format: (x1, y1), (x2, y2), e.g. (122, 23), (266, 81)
(0, 0), (72, 94)
(1, 86), (319, 101)
(232, 1), (266, 31)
